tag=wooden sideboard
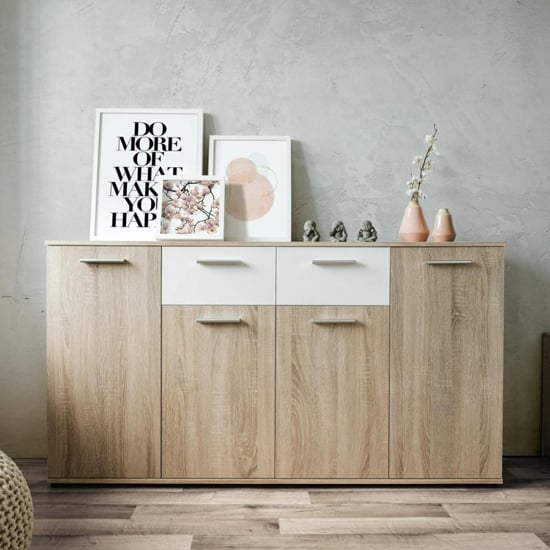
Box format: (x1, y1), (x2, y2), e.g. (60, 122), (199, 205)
(46, 241), (504, 484)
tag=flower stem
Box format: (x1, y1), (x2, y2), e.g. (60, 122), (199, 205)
(419, 123), (438, 184)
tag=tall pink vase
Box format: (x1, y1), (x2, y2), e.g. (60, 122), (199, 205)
(398, 200), (429, 242)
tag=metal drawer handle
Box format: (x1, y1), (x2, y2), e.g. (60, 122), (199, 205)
(426, 260), (473, 265)
(80, 258), (127, 264)
(196, 259), (244, 266)
(196, 318), (242, 324)
(312, 319), (357, 324)
(312, 259), (357, 265)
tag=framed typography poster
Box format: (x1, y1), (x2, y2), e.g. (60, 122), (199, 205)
(90, 108), (203, 240)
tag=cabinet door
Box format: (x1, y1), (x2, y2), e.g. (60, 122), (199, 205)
(276, 306), (389, 479)
(162, 305), (275, 478)
(390, 247), (504, 479)
(47, 246), (161, 479)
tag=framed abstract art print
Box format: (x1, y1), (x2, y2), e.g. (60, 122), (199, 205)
(208, 136), (291, 242)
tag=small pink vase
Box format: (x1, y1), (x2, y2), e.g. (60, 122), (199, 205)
(431, 208), (456, 242)
(399, 200), (429, 242)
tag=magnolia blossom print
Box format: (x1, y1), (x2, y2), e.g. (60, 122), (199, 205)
(160, 178), (223, 239)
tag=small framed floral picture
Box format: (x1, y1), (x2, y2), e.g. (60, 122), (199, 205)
(157, 177), (225, 240)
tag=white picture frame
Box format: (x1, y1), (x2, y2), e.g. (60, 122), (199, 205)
(157, 176), (225, 241)
(208, 135), (291, 242)
(90, 108), (203, 241)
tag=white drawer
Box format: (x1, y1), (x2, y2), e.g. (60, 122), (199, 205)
(162, 247), (276, 305)
(276, 247), (390, 305)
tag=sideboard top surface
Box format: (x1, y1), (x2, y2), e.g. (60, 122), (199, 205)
(45, 240), (505, 247)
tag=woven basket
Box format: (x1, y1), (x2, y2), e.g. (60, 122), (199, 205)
(0, 451), (33, 550)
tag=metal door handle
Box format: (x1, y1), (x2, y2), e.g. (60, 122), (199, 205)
(80, 258), (127, 264)
(426, 260), (473, 265)
(196, 259), (244, 266)
(312, 319), (357, 324)
(311, 259), (357, 265)
(196, 318), (242, 324)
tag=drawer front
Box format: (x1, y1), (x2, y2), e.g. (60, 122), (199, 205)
(277, 247), (390, 305)
(162, 247), (276, 305)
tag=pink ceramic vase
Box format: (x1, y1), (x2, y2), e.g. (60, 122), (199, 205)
(431, 208), (456, 242)
(398, 200), (429, 242)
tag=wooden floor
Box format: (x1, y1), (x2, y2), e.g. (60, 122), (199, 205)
(16, 458), (550, 549)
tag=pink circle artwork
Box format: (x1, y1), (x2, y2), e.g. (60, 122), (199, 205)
(225, 158), (274, 221)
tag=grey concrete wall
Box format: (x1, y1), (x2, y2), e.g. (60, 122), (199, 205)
(1, 0), (549, 457)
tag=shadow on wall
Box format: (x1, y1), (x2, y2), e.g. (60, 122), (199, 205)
(1, 0), (23, 235)
(203, 112), (216, 175)
(290, 140), (315, 242)
(503, 257), (546, 455)
(0, 1), (50, 457)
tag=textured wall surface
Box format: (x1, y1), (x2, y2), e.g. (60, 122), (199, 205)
(1, 0), (549, 456)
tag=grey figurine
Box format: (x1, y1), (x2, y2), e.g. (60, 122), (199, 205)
(303, 220), (320, 242)
(357, 220), (378, 242)
(329, 220), (348, 242)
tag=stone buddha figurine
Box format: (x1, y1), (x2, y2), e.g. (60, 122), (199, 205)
(329, 220), (348, 242)
(303, 220), (320, 242)
(357, 220), (378, 242)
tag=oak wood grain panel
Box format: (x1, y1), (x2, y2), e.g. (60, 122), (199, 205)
(47, 477), (502, 485)
(46, 241), (506, 247)
(162, 305), (275, 478)
(47, 246), (161, 479)
(390, 247), (504, 479)
(276, 306), (389, 479)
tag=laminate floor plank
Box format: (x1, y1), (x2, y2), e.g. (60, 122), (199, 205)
(32, 491), (212, 506)
(33, 517), (279, 536)
(507, 468), (550, 480)
(189, 533), (548, 550)
(131, 503), (449, 519)
(34, 503), (135, 519)
(31, 534), (192, 549)
(206, 489), (311, 505)
(279, 516), (458, 535)
(33, 519), (130, 537)
(10, 458), (550, 550)
(501, 485), (550, 503)
(16, 458), (47, 478)
(443, 502), (550, 532)
(32, 488), (310, 506)
(309, 488), (509, 504)
(504, 458), (550, 479)
(444, 502), (550, 518)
